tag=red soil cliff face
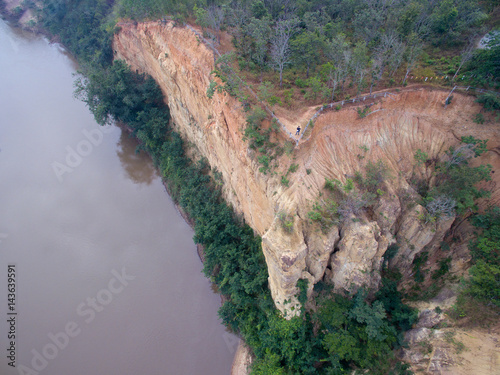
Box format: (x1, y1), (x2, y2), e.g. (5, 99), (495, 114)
(113, 21), (500, 318)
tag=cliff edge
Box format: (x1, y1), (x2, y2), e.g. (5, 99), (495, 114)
(113, 21), (500, 319)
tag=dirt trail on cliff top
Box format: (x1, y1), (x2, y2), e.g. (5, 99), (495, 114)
(287, 88), (500, 209)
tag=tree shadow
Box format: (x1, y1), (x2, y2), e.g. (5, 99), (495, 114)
(116, 129), (158, 185)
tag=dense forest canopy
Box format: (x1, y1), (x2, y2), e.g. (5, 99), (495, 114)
(112, 0), (499, 93)
(39, 0), (499, 96)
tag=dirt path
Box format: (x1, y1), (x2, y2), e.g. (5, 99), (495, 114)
(445, 326), (500, 375)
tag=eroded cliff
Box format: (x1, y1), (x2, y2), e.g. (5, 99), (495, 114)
(113, 21), (500, 317)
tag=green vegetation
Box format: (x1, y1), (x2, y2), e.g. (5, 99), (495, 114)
(109, 0), (498, 103)
(280, 175), (289, 187)
(288, 163), (299, 174)
(280, 163), (299, 187)
(476, 93), (500, 112)
(116, 0), (200, 20)
(432, 257), (452, 280)
(414, 149), (429, 166)
(356, 160), (390, 193)
(40, 0), (114, 68)
(462, 35), (500, 89)
(309, 160), (390, 231)
(465, 207), (500, 307)
(242, 107), (285, 173)
(357, 144), (369, 160)
(206, 80), (217, 99)
(308, 199), (339, 233)
(314, 283), (417, 374)
(473, 112), (485, 124)
(410, 137), (491, 218)
(357, 105), (371, 118)
(405, 137), (497, 302)
(278, 211), (294, 233)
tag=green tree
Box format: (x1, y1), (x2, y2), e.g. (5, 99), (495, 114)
(291, 31), (324, 78)
(466, 208), (500, 307)
(402, 33), (423, 85)
(250, 350), (286, 375)
(351, 41), (370, 94)
(430, 0), (486, 45)
(324, 33), (351, 98)
(247, 16), (272, 72)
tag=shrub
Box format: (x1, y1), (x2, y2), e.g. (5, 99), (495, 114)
(296, 279), (309, 313)
(424, 195), (456, 222)
(412, 252), (429, 283)
(465, 207), (500, 307)
(258, 155), (271, 174)
(258, 81), (273, 102)
(281, 175), (289, 186)
(460, 136), (488, 157)
(414, 149), (429, 166)
(307, 200), (339, 232)
(384, 244), (399, 263)
(307, 77), (323, 100)
(284, 141), (294, 156)
(288, 164), (299, 174)
(357, 106), (371, 118)
(432, 257), (451, 280)
(476, 93), (500, 112)
(206, 80), (217, 99)
(337, 191), (371, 220)
(363, 160), (390, 192)
(278, 211), (294, 233)
(268, 95), (282, 106)
(434, 162), (491, 214)
(473, 113), (485, 124)
(283, 89), (294, 107)
(294, 78), (307, 88)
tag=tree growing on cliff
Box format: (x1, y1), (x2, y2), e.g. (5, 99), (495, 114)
(423, 195), (456, 223)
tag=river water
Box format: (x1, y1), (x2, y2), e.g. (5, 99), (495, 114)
(0, 18), (237, 375)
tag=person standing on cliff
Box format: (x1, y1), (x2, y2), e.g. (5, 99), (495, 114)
(296, 126), (301, 136)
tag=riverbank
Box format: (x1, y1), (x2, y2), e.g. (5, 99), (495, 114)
(162, 181), (253, 375)
(231, 341), (253, 375)
(0, 17), (236, 374)
(121, 120), (252, 374)
(0, 7), (242, 373)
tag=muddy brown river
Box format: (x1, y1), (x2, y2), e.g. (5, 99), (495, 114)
(0, 18), (236, 375)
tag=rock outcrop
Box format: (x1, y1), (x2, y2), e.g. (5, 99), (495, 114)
(113, 21), (500, 317)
